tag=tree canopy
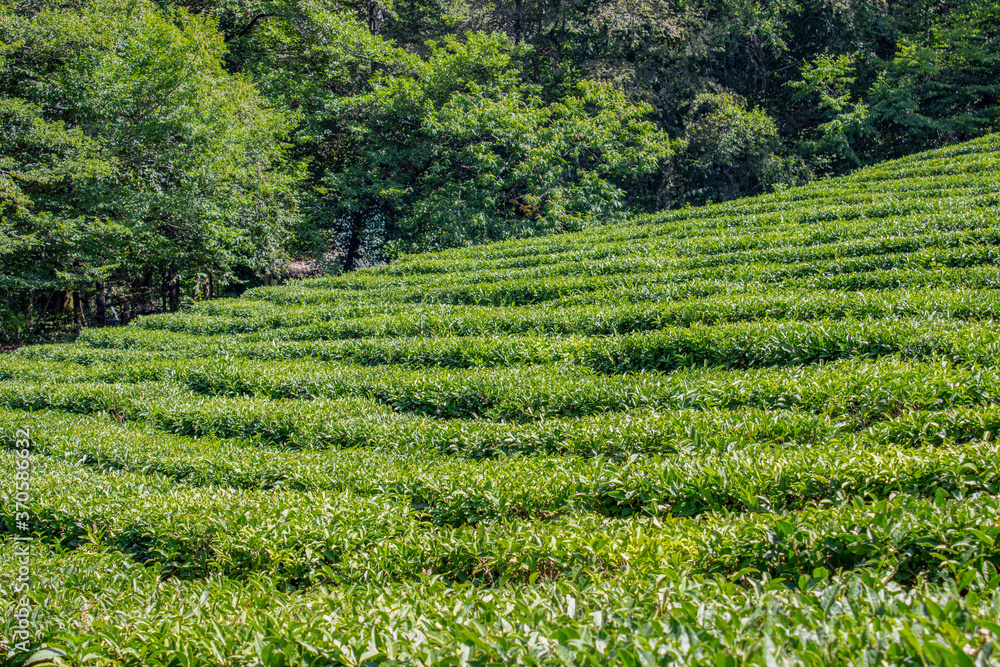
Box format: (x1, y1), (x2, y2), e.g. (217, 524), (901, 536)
(2, 0), (998, 338)
(1, 0), (295, 332)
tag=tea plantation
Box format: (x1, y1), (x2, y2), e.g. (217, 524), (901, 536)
(3, 135), (1000, 665)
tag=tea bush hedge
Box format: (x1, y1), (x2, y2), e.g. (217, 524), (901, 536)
(3, 135), (1000, 664)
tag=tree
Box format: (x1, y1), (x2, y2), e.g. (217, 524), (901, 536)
(0, 97), (123, 333)
(869, 1), (1000, 157)
(0, 0), (298, 335)
(675, 91), (797, 205)
(788, 53), (872, 172)
(320, 33), (670, 262)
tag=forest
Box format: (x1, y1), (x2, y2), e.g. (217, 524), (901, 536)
(1, 0), (998, 337)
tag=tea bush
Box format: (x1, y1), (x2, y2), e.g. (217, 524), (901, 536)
(3, 135), (1000, 664)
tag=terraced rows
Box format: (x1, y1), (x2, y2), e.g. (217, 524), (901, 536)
(3, 135), (1000, 665)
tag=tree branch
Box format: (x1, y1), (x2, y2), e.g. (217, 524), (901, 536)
(236, 13), (278, 39)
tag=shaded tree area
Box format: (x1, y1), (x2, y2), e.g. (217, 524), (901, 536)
(2, 0), (998, 340)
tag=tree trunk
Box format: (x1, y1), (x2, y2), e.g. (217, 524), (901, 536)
(141, 271), (154, 313)
(61, 290), (74, 328)
(162, 270), (180, 311)
(32, 290), (56, 334)
(45, 290), (62, 313)
(169, 272), (180, 311)
(95, 281), (107, 327)
(74, 292), (87, 328)
(367, 0), (383, 34)
(344, 210), (365, 272)
(514, 0), (523, 44)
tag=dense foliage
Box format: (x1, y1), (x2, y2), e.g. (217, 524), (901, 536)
(1, 134), (999, 664)
(3, 0), (1000, 338)
(318, 34), (670, 258)
(0, 0), (298, 335)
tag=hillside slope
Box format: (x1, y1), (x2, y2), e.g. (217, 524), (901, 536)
(3, 135), (1000, 665)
